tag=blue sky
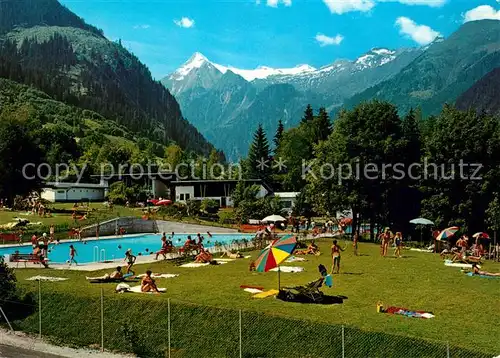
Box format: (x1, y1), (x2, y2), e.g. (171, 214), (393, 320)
(60, 0), (500, 79)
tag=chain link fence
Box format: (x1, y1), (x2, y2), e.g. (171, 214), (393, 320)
(0, 284), (494, 358)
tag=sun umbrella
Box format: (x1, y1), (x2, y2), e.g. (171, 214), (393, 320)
(472, 232), (490, 239)
(157, 199), (172, 206)
(254, 235), (297, 289)
(436, 226), (459, 241)
(262, 214), (287, 223)
(409, 218), (434, 225)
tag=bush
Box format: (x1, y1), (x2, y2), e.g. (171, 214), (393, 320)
(200, 199), (219, 214)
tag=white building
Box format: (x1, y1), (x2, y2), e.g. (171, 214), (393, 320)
(273, 192), (300, 214)
(172, 179), (270, 207)
(41, 182), (108, 203)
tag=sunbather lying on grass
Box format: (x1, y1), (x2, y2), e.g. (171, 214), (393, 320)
(87, 266), (124, 282)
(295, 241), (320, 256)
(470, 263), (500, 277)
(220, 250), (243, 259)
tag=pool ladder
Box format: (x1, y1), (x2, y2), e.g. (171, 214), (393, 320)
(93, 246), (106, 263)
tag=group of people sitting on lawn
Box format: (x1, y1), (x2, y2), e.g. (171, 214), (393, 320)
(440, 235), (485, 263)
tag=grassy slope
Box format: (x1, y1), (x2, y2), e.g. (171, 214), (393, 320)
(10, 240), (500, 356)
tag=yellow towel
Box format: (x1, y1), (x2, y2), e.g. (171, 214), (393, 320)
(252, 289), (279, 299)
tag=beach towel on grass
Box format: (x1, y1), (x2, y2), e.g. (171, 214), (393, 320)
(444, 260), (480, 269)
(286, 256), (306, 263)
(384, 306), (434, 319)
(466, 272), (500, 279)
(253, 289), (279, 299)
(180, 261), (228, 268)
(244, 288), (263, 294)
(270, 266), (304, 273)
(26, 276), (68, 282)
(128, 285), (166, 294)
(135, 273), (179, 279)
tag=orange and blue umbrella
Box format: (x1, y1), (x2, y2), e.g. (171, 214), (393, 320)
(254, 235), (297, 272)
(436, 226), (459, 241)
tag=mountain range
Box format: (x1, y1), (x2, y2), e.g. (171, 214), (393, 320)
(162, 46), (423, 159)
(456, 67), (500, 117)
(162, 20), (500, 160)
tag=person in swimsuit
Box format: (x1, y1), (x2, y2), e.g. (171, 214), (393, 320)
(353, 232), (359, 256)
(49, 225), (55, 242)
(331, 240), (345, 274)
(471, 263), (500, 277)
(141, 270), (161, 293)
(124, 249), (136, 275)
(378, 229), (392, 257)
(394, 232), (403, 258)
(69, 245), (77, 266)
(155, 236), (169, 260)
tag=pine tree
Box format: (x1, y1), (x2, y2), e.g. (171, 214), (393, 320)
(246, 124), (271, 180)
(301, 104), (314, 124)
(314, 107), (332, 142)
(273, 119), (284, 150)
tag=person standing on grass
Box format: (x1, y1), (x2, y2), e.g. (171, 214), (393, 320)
(353, 232), (359, 256)
(124, 249), (136, 275)
(331, 240), (345, 274)
(394, 232), (403, 258)
(379, 228), (392, 257)
(69, 245), (77, 266)
(49, 225), (55, 242)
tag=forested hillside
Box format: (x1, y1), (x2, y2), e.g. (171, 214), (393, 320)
(0, 0), (214, 156)
(456, 67), (500, 116)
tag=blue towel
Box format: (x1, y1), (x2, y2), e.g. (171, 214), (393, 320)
(466, 272), (500, 279)
(325, 274), (333, 288)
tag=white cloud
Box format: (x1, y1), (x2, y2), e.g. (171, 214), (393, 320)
(265, 0), (292, 7)
(315, 33), (344, 46)
(395, 16), (441, 45)
(380, 0), (446, 7)
(174, 17), (195, 28)
(133, 24), (150, 30)
(322, 0), (375, 14)
(463, 5), (500, 23)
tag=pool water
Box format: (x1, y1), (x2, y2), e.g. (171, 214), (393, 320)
(0, 233), (252, 264)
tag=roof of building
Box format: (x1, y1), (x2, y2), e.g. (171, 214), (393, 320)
(171, 179), (262, 184)
(43, 182), (108, 189)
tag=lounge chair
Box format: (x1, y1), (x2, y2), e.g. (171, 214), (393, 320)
(279, 277), (325, 303)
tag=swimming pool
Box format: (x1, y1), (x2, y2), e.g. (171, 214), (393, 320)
(0, 233), (252, 264)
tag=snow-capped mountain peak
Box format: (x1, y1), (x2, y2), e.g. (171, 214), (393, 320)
(171, 52), (211, 80)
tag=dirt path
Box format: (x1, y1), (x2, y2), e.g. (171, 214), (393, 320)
(0, 329), (132, 358)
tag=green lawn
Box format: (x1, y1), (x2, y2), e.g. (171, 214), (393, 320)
(10, 240), (500, 357)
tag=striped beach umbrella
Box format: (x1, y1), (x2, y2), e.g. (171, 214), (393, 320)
(436, 226), (459, 241)
(254, 235), (297, 289)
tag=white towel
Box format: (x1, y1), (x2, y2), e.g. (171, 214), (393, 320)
(410, 248), (432, 253)
(26, 276), (68, 282)
(270, 266), (304, 273)
(285, 256), (306, 263)
(128, 285), (166, 294)
(444, 261), (480, 269)
(180, 261), (228, 268)
(215, 258), (236, 262)
(244, 288), (263, 294)
(135, 273), (179, 279)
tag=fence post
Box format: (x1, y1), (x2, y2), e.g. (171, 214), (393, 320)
(342, 325), (345, 358)
(239, 310), (242, 358)
(38, 279), (42, 339)
(168, 298), (171, 358)
(100, 288), (104, 352)
(0, 306), (13, 331)
(446, 341), (450, 358)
